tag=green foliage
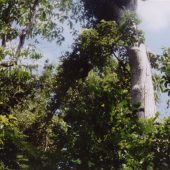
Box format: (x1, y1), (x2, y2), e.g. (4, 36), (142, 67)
(0, 0), (72, 44)
(53, 20), (131, 110)
(49, 64), (170, 169)
(161, 49), (170, 93)
(161, 48), (170, 107)
(0, 54), (56, 169)
(45, 20), (169, 169)
(53, 64), (131, 169)
(119, 11), (145, 46)
(0, 1), (169, 170)
(0, 114), (23, 169)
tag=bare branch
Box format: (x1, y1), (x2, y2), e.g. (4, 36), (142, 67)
(15, 0), (39, 57)
(0, 61), (16, 67)
(1, 35), (6, 47)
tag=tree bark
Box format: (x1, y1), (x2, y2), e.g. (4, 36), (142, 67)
(15, 0), (38, 57)
(128, 44), (156, 118)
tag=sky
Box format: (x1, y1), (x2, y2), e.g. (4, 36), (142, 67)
(37, 0), (170, 116)
(137, 0), (170, 53)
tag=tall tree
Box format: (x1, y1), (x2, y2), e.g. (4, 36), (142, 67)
(0, 1), (169, 169)
(80, 0), (156, 118)
(47, 21), (170, 169)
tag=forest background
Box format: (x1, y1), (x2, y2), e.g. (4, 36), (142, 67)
(0, 0), (170, 169)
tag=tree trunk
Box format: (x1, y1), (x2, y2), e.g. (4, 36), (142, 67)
(128, 44), (156, 118)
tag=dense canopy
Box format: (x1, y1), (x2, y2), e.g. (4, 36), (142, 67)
(0, 0), (169, 169)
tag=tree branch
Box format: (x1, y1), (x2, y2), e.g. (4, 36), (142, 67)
(15, 0), (39, 57)
(1, 35), (6, 47)
(0, 61), (16, 67)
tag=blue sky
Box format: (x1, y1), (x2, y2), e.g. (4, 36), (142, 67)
(137, 0), (170, 53)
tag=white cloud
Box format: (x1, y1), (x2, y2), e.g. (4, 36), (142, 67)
(137, 0), (170, 32)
